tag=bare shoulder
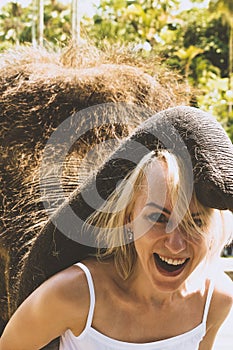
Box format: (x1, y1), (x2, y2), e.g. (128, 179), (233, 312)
(42, 262), (93, 333)
(22, 262), (93, 336)
(53, 258), (116, 333)
(81, 257), (117, 286)
(208, 272), (233, 328)
(199, 273), (232, 350)
(213, 271), (233, 306)
(80, 257), (119, 298)
(0, 263), (93, 349)
(48, 263), (92, 302)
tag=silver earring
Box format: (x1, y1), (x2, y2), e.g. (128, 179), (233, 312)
(127, 228), (134, 241)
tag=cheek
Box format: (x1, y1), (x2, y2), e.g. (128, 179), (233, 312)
(192, 236), (208, 259)
(133, 229), (163, 256)
(184, 230), (208, 247)
(134, 234), (153, 256)
(133, 223), (162, 242)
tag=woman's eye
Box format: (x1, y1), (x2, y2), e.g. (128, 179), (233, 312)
(147, 213), (168, 224)
(193, 218), (203, 228)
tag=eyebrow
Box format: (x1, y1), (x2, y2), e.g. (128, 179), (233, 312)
(145, 202), (201, 217)
(145, 202), (171, 215)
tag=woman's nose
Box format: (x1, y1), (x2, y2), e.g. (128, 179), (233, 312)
(164, 228), (187, 254)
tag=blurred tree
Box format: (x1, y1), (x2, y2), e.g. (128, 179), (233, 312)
(43, 0), (71, 46)
(175, 45), (203, 83)
(0, 2), (25, 48)
(209, 0), (233, 115)
(71, 0), (81, 44)
(87, 0), (180, 48)
(38, 0), (44, 46)
(31, 0), (37, 46)
(182, 14), (228, 77)
(0, 0), (71, 49)
(209, 0), (233, 123)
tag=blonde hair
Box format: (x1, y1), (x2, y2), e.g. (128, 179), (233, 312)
(83, 150), (233, 279)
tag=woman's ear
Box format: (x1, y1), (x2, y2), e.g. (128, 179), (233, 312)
(124, 212), (133, 226)
(124, 214), (133, 238)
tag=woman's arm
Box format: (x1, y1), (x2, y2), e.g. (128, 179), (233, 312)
(0, 266), (89, 350)
(199, 272), (233, 350)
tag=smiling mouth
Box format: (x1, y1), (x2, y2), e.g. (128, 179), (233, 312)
(153, 253), (190, 276)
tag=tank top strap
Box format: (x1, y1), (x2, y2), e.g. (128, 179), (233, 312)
(75, 262), (96, 328)
(202, 279), (215, 325)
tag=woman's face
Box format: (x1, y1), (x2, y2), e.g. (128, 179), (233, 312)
(130, 160), (209, 292)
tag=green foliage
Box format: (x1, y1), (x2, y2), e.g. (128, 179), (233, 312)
(182, 12), (229, 77)
(0, 2), (30, 46)
(87, 0), (180, 47)
(43, 1), (71, 45)
(0, 0), (71, 49)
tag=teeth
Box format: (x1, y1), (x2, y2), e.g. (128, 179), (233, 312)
(158, 254), (186, 266)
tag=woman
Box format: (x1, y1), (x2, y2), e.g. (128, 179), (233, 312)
(0, 146), (232, 350)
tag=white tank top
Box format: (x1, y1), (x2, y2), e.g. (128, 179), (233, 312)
(59, 262), (214, 350)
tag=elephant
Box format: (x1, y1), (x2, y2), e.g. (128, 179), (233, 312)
(0, 43), (189, 343)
